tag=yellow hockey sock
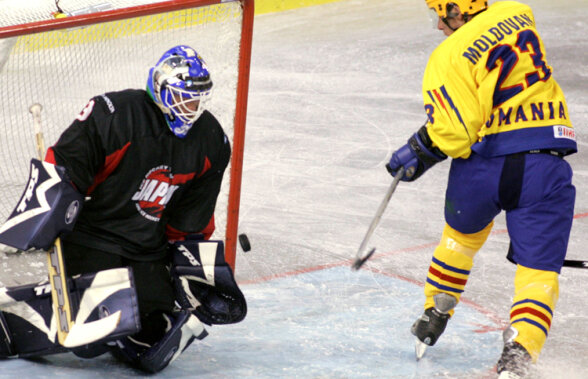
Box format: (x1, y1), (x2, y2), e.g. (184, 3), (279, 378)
(510, 265), (559, 362)
(424, 222), (493, 315)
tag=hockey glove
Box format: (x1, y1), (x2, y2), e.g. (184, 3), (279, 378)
(386, 125), (447, 181)
(171, 239), (247, 325)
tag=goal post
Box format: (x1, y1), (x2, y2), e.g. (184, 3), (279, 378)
(0, 0), (254, 270)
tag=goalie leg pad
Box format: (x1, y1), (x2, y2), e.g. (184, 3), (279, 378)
(111, 309), (207, 373)
(0, 267), (140, 358)
(171, 239), (247, 325)
(0, 308), (17, 357)
(0, 158), (83, 251)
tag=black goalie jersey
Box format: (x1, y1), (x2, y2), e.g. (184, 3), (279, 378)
(46, 89), (231, 261)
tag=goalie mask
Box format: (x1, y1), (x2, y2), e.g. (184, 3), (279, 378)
(147, 45), (213, 138)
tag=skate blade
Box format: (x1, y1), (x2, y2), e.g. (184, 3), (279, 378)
(415, 339), (428, 360)
(497, 371), (522, 379)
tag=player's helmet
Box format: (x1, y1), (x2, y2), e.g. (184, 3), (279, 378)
(425, 0), (487, 19)
(147, 45), (213, 138)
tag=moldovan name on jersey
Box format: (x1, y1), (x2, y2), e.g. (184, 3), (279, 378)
(462, 12), (535, 65)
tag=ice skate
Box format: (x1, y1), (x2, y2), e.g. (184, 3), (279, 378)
(411, 293), (457, 360)
(496, 327), (532, 378)
(496, 342), (531, 378)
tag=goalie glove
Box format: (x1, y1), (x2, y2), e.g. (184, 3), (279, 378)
(386, 125), (447, 182)
(170, 239), (247, 325)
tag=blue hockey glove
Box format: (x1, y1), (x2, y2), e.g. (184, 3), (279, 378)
(386, 126), (447, 182)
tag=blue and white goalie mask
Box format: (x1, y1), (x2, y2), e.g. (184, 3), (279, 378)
(147, 45), (213, 138)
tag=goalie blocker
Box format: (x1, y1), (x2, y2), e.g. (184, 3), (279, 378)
(0, 158), (83, 251)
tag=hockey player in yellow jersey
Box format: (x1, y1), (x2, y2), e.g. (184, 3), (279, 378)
(385, 1), (577, 378)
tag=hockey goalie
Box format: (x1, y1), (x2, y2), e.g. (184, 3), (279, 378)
(0, 45), (246, 372)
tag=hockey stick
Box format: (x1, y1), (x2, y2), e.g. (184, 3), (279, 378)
(352, 167), (404, 270)
(347, 163), (587, 270)
(29, 103), (121, 347)
(563, 259), (588, 269)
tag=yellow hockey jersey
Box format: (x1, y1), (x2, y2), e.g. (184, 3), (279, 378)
(423, 1), (576, 159)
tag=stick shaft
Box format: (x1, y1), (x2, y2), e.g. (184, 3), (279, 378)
(29, 103), (45, 160)
(354, 167), (404, 262)
(47, 237), (74, 342)
(563, 259), (588, 269)
(29, 103), (74, 345)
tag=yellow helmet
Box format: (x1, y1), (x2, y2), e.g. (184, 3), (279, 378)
(426, 0), (488, 19)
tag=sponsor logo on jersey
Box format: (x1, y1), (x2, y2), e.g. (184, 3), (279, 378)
(131, 165), (195, 222)
(100, 94), (116, 113)
(554, 125), (576, 140)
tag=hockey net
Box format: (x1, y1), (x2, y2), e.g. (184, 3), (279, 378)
(0, 0), (253, 269)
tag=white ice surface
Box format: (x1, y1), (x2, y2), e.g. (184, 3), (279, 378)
(1, 0), (588, 378)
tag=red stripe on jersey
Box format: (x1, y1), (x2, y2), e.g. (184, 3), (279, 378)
(197, 156), (211, 178)
(510, 306), (552, 327)
(44, 147), (81, 192)
(45, 147), (57, 164)
(87, 142), (131, 195)
(432, 89), (451, 119)
(200, 215), (215, 240)
(166, 224), (188, 241)
(169, 157), (210, 184)
(165, 215), (216, 241)
(171, 172), (196, 185)
(428, 266), (468, 286)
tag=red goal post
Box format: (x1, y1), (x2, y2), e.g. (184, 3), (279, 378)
(0, 0), (254, 270)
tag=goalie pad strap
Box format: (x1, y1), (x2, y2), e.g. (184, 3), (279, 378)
(0, 159), (83, 251)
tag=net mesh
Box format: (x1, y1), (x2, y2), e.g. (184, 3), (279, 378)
(0, 0), (244, 251)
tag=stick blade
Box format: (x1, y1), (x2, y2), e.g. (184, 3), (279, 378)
(352, 248), (376, 271)
(62, 310), (122, 348)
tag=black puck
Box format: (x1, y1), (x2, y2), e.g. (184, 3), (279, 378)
(238, 233), (251, 252)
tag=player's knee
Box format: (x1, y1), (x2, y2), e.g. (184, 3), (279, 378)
(514, 265), (559, 304)
(441, 222), (493, 257)
(424, 223), (491, 308)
